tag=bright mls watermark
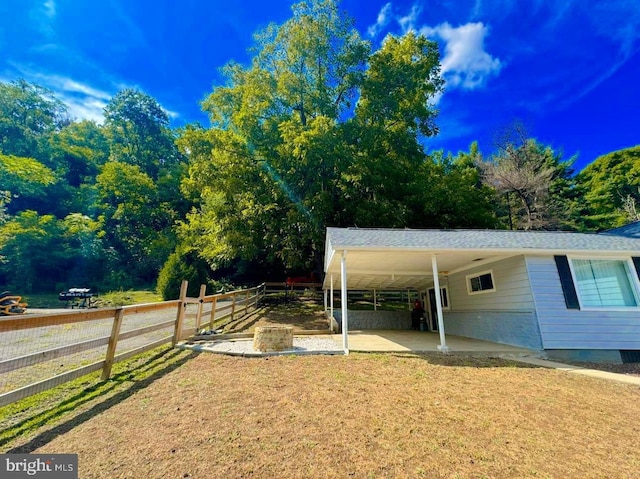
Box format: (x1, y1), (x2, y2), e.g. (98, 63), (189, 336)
(1, 454), (77, 478)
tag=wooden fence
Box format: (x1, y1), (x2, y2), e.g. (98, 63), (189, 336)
(0, 281), (265, 407)
(264, 282), (322, 295)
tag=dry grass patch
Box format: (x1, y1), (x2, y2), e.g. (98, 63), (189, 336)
(6, 353), (640, 478)
(221, 296), (329, 333)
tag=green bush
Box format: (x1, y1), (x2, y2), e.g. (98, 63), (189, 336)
(157, 251), (211, 300)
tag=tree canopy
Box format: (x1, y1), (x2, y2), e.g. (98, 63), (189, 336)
(181, 0), (456, 277)
(0, 80), (188, 292)
(0, 0), (635, 295)
(573, 145), (640, 230)
(476, 126), (575, 230)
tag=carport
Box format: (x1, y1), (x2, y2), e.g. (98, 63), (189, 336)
(322, 227), (523, 354)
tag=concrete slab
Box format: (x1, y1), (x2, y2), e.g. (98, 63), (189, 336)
(331, 330), (536, 355)
(501, 355), (640, 386)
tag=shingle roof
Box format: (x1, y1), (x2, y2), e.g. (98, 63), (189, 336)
(603, 221), (640, 239)
(326, 227), (640, 252)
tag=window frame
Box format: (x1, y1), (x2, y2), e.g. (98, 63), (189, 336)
(465, 270), (496, 295)
(439, 286), (450, 310)
(567, 256), (640, 311)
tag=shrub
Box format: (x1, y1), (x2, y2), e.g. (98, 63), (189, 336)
(157, 251), (211, 300)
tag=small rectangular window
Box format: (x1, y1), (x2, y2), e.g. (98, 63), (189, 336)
(466, 270), (495, 295)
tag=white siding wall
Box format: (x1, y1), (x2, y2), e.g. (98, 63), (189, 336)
(525, 255), (640, 349)
(448, 255), (534, 311)
(441, 256), (542, 349)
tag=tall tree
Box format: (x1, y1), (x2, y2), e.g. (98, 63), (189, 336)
(0, 211), (66, 292)
(104, 89), (181, 179)
(49, 120), (109, 186)
(95, 161), (176, 286)
(181, 0), (444, 277)
(415, 144), (497, 228)
(477, 126), (575, 230)
(0, 79), (68, 160)
(573, 145), (640, 230)
(0, 152), (57, 216)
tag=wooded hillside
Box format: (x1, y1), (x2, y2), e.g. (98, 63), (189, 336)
(1, 0), (637, 296)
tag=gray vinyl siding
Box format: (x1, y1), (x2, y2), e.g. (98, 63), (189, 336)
(439, 256), (541, 349)
(447, 255), (535, 311)
(525, 255), (640, 349)
(443, 311), (542, 349)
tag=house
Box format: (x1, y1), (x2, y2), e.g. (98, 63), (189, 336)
(603, 221), (640, 238)
(322, 227), (640, 363)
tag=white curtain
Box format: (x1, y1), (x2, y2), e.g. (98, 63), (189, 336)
(573, 259), (638, 307)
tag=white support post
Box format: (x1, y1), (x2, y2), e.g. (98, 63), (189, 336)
(341, 251), (349, 354)
(323, 288), (327, 313)
(330, 274), (334, 323)
(373, 288), (377, 311)
(431, 253), (449, 352)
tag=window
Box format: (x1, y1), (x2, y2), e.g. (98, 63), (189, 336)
(466, 270), (495, 295)
(440, 286), (450, 309)
(569, 258), (640, 308)
(430, 286), (450, 309)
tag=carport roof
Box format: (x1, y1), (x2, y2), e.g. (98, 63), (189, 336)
(323, 227), (640, 291)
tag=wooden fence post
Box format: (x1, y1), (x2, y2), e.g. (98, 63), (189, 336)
(209, 296), (217, 329)
(195, 284), (206, 331)
(172, 280), (189, 346)
(244, 289), (250, 315)
(231, 292), (237, 321)
(102, 307), (125, 380)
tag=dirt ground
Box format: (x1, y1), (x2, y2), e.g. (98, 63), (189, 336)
(7, 351), (640, 479)
(218, 295), (331, 333)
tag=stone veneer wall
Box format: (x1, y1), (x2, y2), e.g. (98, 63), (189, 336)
(442, 311), (542, 350)
(332, 310), (411, 330)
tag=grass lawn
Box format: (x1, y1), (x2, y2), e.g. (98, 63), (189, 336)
(21, 290), (162, 309)
(2, 351), (639, 478)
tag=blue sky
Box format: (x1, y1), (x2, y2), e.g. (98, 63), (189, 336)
(1, 0), (639, 172)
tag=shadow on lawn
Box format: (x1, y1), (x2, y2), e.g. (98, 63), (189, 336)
(4, 348), (200, 453)
(383, 352), (541, 369)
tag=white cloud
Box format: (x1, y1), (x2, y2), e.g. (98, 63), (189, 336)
(41, 74), (112, 101)
(5, 65), (111, 123)
(367, 3), (393, 38)
(398, 4), (422, 33)
(165, 108), (180, 120)
(421, 22), (502, 90)
(28, 0), (57, 39)
(43, 0), (56, 19)
(61, 96), (108, 123)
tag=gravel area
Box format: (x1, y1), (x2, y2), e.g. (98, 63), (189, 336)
(179, 336), (344, 356)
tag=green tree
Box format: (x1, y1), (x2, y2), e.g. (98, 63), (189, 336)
(0, 210), (108, 292)
(415, 144), (497, 228)
(0, 152), (58, 216)
(477, 126), (575, 230)
(49, 120), (109, 186)
(180, 0), (444, 276)
(104, 89), (181, 179)
(95, 161), (175, 286)
(61, 212), (107, 287)
(0, 211), (67, 292)
(0, 153), (56, 197)
(0, 79), (68, 160)
(157, 250), (211, 300)
(41, 120), (110, 217)
(573, 145), (640, 230)
(0, 190), (9, 226)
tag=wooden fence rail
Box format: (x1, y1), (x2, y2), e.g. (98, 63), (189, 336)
(0, 281), (265, 407)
